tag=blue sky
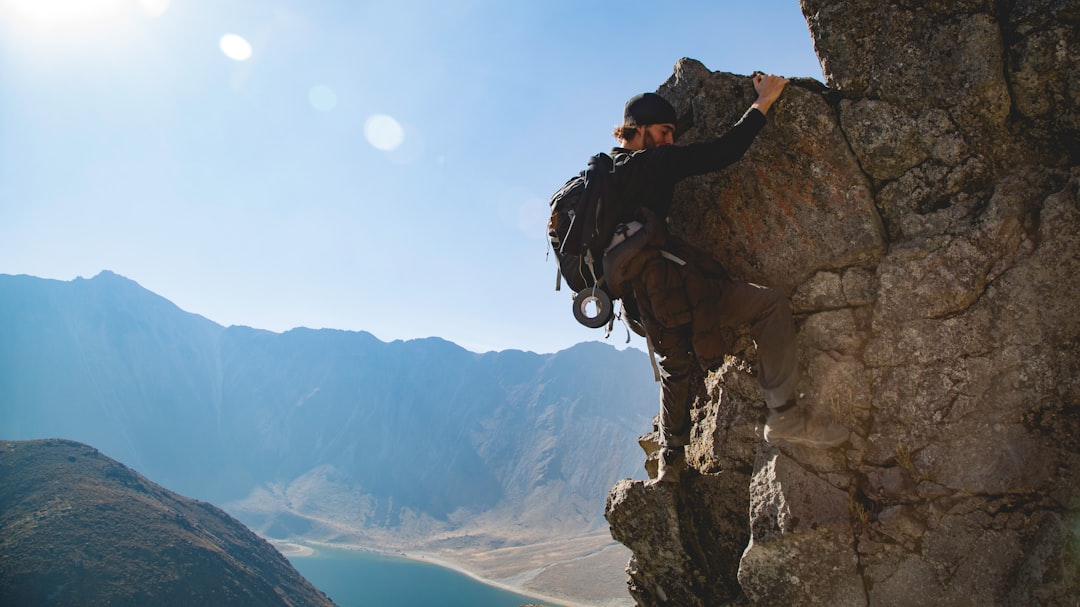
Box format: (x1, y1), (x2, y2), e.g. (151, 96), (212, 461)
(0, 0), (823, 354)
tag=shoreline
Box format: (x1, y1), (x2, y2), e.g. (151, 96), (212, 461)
(272, 540), (315, 557)
(274, 538), (601, 607)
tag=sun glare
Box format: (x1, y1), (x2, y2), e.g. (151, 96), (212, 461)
(3, 0), (118, 26)
(137, 0), (169, 18)
(1, 0), (168, 30)
(0, 0), (168, 36)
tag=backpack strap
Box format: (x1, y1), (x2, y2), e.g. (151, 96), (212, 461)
(660, 251), (687, 265)
(645, 334), (661, 383)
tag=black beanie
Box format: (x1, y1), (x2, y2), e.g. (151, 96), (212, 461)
(623, 92), (677, 126)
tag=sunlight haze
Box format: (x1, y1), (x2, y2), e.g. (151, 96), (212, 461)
(0, 0), (824, 354)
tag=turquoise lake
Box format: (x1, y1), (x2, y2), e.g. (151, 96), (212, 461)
(287, 546), (567, 607)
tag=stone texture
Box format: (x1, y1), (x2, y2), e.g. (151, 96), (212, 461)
(605, 1), (1079, 605)
(661, 61), (887, 294)
(607, 473), (750, 607)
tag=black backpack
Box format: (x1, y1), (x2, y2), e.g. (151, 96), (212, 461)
(547, 153), (619, 328)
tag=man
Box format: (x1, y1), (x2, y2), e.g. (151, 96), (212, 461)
(603, 74), (848, 483)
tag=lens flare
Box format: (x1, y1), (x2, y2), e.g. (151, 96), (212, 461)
(364, 114), (405, 151)
(308, 85), (338, 112)
(219, 34), (253, 61)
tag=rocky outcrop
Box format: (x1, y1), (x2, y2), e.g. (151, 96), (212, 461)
(606, 1), (1078, 605)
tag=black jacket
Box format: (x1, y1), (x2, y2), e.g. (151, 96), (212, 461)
(609, 107), (767, 225)
(604, 107), (768, 367)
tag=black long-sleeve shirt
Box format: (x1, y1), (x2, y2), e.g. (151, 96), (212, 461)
(609, 107), (767, 224)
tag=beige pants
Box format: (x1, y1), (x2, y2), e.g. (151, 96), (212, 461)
(649, 277), (797, 447)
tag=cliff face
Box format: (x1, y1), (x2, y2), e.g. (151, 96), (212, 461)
(605, 1), (1078, 605)
(0, 439), (335, 607)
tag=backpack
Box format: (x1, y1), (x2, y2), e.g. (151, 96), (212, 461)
(547, 153), (620, 328)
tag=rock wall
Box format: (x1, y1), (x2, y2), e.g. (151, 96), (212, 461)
(606, 1), (1078, 605)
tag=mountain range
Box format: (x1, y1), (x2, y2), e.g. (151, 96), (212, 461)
(0, 271), (657, 549)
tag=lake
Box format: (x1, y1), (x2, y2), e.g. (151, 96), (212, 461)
(287, 545), (567, 607)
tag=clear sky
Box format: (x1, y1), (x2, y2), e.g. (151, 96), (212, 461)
(0, 0), (824, 354)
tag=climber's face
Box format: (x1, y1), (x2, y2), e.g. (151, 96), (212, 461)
(641, 123), (675, 149)
(621, 123), (675, 151)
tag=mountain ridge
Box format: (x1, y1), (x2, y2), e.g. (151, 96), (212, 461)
(0, 269), (657, 544)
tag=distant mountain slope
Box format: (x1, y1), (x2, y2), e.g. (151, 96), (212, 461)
(0, 271), (657, 541)
(0, 439), (335, 607)
(0, 271), (226, 489)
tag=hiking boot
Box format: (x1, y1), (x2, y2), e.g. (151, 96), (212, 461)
(764, 404), (848, 449)
(655, 446), (686, 483)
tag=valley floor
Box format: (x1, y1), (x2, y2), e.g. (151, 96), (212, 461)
(274, 534), (635, 607)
